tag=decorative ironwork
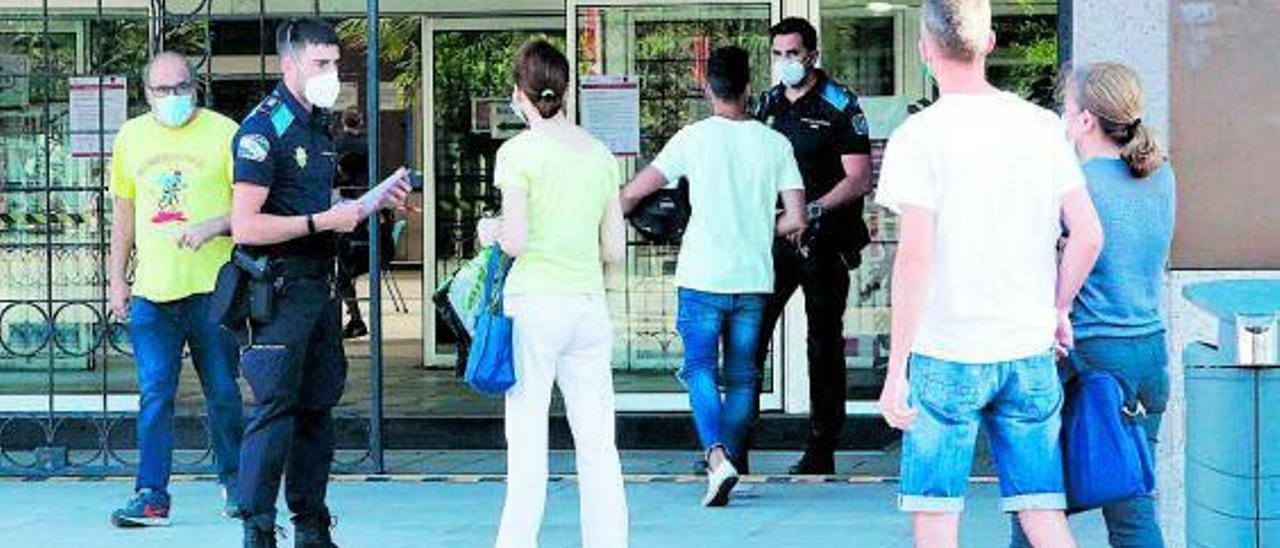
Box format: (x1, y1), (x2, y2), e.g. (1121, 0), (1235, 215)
(0, 0), (384, 476)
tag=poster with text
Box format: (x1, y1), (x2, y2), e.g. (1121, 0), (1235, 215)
(69, 76), (127, 158)
(579, 76), (639, 157)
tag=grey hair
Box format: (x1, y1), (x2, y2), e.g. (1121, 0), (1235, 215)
(144, 51), (197, 87)
(921, 0), (992, 61)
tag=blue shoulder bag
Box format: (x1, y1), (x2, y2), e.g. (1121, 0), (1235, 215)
(464, 246), (516, 396)
(1060, 359), (1157, 512)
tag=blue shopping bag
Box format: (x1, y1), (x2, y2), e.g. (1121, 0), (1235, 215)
(464, 245), (516, 396)
(1061, 366), (1156, 512)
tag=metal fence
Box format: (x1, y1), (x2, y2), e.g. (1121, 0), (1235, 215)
(0, 0), (387, 475)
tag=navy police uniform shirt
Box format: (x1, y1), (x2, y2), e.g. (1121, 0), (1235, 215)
(233, 83), (337, 257)
(755, 70), (872, 257)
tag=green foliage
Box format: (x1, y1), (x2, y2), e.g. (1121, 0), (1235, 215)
(631, 19), (770, 160)
(432, 31), (564, 132)
(991, 13), (1059, 107)
(336, 17), (423, 108)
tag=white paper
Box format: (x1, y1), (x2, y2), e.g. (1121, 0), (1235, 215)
(357, 172), (406, 217)
(579, 76), (640, 157)
(69, 76), (127, 158)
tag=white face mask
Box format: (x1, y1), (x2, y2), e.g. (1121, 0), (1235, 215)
(509, 95), (529, 126)
(303, 70), (341, 109)
(774, 57), (808, 88)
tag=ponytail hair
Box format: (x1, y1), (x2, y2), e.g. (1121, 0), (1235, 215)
(1071, 62), (1165, 178)
(1119, 122), (1162, 179)
(514, 39), (568, 119)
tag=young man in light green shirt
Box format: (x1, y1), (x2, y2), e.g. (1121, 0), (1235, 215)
(622, 46), (806, 507)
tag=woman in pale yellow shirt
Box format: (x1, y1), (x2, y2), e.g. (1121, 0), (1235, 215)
(477, 40), (628, 548)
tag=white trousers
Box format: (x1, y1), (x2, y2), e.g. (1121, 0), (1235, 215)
(495, 294), (630, 548)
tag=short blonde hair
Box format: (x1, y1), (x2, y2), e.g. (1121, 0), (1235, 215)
(921, 0), (992, 61)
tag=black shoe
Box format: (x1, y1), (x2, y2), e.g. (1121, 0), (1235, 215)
(293, 511), (339, 548)
(244, 520), (284, 548)
(788, 451), (835, 475)
(342, 320), (368, 339)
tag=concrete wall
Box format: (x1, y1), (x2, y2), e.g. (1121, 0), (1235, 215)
(1072, 0), (1170, 148)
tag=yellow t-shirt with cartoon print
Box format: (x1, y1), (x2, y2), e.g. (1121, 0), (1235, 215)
(109, 109), (237, 302)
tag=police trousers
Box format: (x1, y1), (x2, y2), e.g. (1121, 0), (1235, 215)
(237, 274), (348, 527)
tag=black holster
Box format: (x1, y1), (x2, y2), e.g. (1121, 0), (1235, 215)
(210, 247), (281, 341)
(233, 247), (278, 325)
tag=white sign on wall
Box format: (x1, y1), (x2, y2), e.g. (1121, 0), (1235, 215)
(69, 75), (127, 158)
(579, 75), (640, 157)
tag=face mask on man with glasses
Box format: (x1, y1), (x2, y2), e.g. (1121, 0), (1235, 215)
(148, 80), (197, 128)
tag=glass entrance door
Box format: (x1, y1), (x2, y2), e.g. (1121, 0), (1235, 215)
(566, 1), (782, 412)
(421, 16), (565, 415)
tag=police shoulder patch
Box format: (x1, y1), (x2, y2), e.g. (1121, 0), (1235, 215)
(237, 134), (270, 162)
(820, 82), (853, 113)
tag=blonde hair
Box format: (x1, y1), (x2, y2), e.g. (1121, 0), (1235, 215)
(921, 0), (992, 61)
(1071, 62), (1165, 178)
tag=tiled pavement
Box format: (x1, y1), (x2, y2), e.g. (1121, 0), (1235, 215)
(0, 450), (1110, 548)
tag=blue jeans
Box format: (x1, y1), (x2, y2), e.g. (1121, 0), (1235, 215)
(130, 294), (243, 493)
(676, 288), (766, 461)
(1010, 332), (1168, 548)
(900, 352), (1067, 513)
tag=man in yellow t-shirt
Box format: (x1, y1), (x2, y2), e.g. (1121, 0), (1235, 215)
(107, 52), (244, 528)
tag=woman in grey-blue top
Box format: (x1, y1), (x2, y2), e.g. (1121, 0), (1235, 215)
(1014, 62), (1177, 548)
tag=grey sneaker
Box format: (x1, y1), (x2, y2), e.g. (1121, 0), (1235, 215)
(110, 488), (171, 528)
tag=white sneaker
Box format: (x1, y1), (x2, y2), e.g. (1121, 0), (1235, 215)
(702, 460), (739, 507)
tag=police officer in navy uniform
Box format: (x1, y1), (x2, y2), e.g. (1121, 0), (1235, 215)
(229, 18), (410, 547)
(748, 17), (874, 475)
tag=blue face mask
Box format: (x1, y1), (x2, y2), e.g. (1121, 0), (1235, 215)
(153, 94), (195, 127)
(776, 57), (808, 88)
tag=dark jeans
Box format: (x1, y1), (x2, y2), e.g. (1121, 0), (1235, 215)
(238, 276), (348, 527)
(745, 241), (851, 467)
(676, 288), (767, 462)
(129, 294), (243, 493)
(1010, 331), (1169, 548)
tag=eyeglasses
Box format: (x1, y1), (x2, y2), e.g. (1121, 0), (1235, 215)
(148, 81), (195, 97)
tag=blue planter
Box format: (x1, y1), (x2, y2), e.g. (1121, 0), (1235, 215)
(1185, 362), (1279, 547)
(1183, 279), (1280, 547)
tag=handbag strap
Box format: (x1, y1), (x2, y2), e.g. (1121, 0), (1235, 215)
(1062, 352), (1146, 417)
(481, 244), (511, 314)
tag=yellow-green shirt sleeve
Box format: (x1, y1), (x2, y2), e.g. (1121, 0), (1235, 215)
(494, 139), (532, 192)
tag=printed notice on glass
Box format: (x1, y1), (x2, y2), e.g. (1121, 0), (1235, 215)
(580, 76), (640, 157)
(69, 76), (127, 158)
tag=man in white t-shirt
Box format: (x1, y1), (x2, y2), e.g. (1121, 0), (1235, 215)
(874, 1), (1104, 546)
(622, 46), (807, 508)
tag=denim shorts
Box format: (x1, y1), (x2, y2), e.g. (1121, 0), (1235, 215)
(898, 351), (1067, 513)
